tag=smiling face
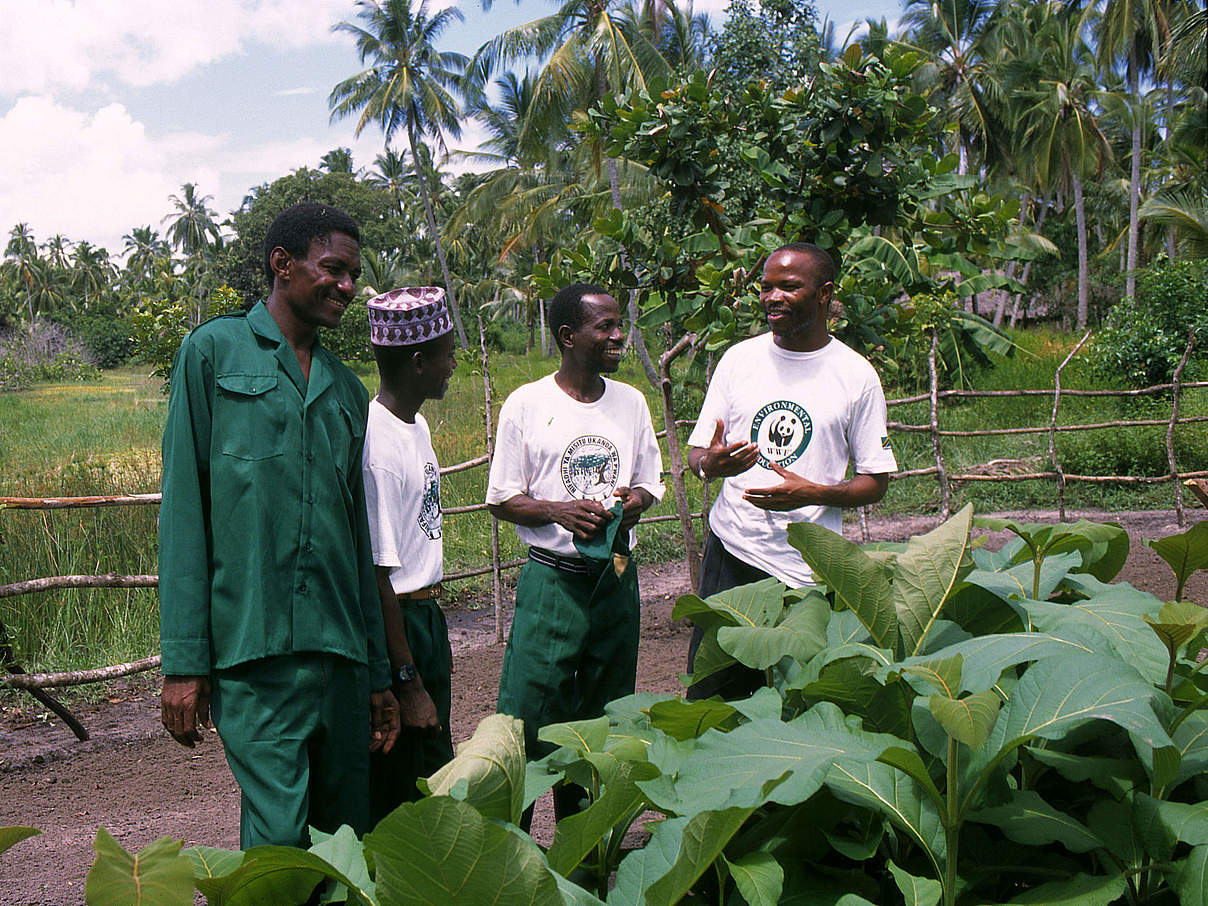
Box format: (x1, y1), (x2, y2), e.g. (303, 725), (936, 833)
(759, 249), (833, 352)
(563, 294), (625, 375)
(272, 231), (362, 334)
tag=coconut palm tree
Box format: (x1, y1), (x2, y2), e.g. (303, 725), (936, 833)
(71, 242), (114, 310)
(901, 0), (1009, 175)
(368, 148), (415, 218)
(122, 226), (169, 288)
(1091, 0), (1173, 299)
(329, 0), (471, 346)
(5, 223), (39, 326)
(1014, 2), (1113, 329)
(163, 183), (221, 258)
(320, 147), (357, 174)
(1140, 187), (1208, 259)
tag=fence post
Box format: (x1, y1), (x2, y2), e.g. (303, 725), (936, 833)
(1168, 329), (1197, 528)
(928, 330), (950, 520)
(478, 315), (504, 644)
(1050, 331), (1091, 521)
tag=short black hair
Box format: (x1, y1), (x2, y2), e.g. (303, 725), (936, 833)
(263, 203), (361, 284)
(371, 332), (450, 373)
(773, 242), (837, 287)
(548, 283), (611, 349)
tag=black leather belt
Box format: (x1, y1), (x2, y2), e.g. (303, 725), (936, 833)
(528, 547), (592, 575)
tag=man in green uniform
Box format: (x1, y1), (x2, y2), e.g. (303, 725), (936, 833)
(159, 202), (400, 849)
(486, 283), (664, 822)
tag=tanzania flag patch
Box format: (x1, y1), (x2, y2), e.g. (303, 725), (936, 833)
(881, 436), (891, 449)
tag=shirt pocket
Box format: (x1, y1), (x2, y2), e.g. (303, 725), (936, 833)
(214, 372), (286, 461)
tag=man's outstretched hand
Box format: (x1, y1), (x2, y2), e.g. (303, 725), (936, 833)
(162, 674), (211, 747)
(697, 419), (759, 481)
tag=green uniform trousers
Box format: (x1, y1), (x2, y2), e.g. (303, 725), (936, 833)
(369, 599), (454, 825)
(210, 653), (369, 849)
(498, 506), (640, 759)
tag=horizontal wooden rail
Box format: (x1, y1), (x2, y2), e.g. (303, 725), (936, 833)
(2, 656), (161, 690)
(888, 414), (1208, 436)
(888, 380), (1208, 406)
(0, 493), (161, 510)
(0, 574), (158, 600)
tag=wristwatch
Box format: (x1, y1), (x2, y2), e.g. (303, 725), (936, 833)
(397, 664), (418, 683)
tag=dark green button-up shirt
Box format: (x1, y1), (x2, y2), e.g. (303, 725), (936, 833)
(159, 301), (390, 689)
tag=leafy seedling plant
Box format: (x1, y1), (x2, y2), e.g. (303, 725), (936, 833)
(84, 506), (1208, 905)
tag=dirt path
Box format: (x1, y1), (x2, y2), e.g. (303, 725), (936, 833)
(1, 511), (1204, 905)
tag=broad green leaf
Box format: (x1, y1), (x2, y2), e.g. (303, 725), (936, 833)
(1133, 794), (1208, 861)
(183, 845), (242, 882)
(308, 824), (373, 904)
(540, 716), (610, 755)
(893, 654), (964, 697)
(1024, 748), (1144, 798)
(647, 699), (738, 740)
(366, 797), (563, 906)
(928, 690), (1001, 750)
(792, 654), (914, 739)
(1145, 521), (1208, 599)
(1145, 600), (1208, 656)
(85, 828), (195, 906)
(1006, 872), (1126, 904)
(1022, 589), (1169, 685)
(969, 790), (1102, 853)
(200, 846), (371, 906)
(731, 686), (786, 723)
(787, 522), (897, 651)
(609, 797), (773, 906)
(724, 852), (784, 906)
(425, 714), (526, 824)
(935, 582), (1023, 636)
(0, 826), (39, 856)
(887, 858), (941, 906)
(639, 704), (896, 816)
(1087, 799), (1146, 870)
(963, 552), (1082, 604)
(671, 578), (787, 630)
(1175, 844), (1208, 906)
(717, 591), (830, 669)
(885, 632), (1094, 694)
(825, 759), (946, 876)
(1045, 520), (1130, 582)
(967, 654), (1172, 803)
(893, 504), (973, 657)
(547, 761), (648, 876)
(1170, 710), (1208, 789)
(778, 866), (878, 905)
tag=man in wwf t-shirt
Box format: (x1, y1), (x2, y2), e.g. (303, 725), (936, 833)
(685, 242), (898, 700)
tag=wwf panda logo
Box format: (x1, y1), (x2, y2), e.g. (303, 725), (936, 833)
(750, 401), (812, 468)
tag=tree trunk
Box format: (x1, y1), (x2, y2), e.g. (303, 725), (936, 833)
(1126, 52), (1141, 300)
(1073, 172), (1089, 330)
(409, 131), (469, 347)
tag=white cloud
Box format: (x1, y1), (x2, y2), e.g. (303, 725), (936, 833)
(0, 96), (223, 252)
(1, 0), (373, 96)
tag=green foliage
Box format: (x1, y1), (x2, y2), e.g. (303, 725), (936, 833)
(1088, 259), (1208, 387)
(81, 510), (1208, 905)
(130, 284), (244, 389)
(70, 312), (135, 369)
(0, 826), (40, 856)
(1145, 521), (1208, 603)
(0, 319), (101, 391)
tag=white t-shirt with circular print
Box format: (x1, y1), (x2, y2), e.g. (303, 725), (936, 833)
(687, 333), (897, 586)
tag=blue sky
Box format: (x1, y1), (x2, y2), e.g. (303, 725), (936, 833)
(1, 0), (904, 256)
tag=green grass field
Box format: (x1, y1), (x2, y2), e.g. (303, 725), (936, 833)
(2, 331), (1204, 675)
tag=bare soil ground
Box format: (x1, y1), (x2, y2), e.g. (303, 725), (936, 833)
(2, 510), (1204, 905)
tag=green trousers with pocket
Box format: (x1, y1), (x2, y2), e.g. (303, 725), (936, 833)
(369, 598), (454, 825)
(210, 652), (369, 849)
(497, 504), (640, 758)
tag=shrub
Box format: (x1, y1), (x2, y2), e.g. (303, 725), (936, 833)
(1089, 259), (1208, 387)
(70, 313), (135, 368)
(131, 285), (245, 389)
(481, 317), (528, 355)
(0, 320), (100, 391)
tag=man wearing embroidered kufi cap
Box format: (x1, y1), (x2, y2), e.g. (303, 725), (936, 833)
(362, 286), (459, 821)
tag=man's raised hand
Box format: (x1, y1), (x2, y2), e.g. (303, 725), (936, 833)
(699, 419), (759, 480)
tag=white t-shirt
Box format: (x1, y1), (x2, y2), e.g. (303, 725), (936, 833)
(486, 373), (666, 557)
(687, 333), (897, 586)
(363, 400), (444, 595)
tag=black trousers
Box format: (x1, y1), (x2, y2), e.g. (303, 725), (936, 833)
(685, 531), (773, 701)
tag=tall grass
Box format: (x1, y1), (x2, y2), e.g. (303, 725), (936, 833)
(3, 331), (1202, 676)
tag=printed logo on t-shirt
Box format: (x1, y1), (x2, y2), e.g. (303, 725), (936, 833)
(560, 435), (620, 501)
(417, 462), (442, 540)
(750, 401), (812, 468)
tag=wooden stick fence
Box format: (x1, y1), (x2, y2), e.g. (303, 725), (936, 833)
(3, 327), (1206, 736)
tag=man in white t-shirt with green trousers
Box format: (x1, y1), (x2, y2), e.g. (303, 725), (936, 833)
(487, 283), (664, 824)
(363, 286), (458, 823)
(685, 242), (897, 700)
